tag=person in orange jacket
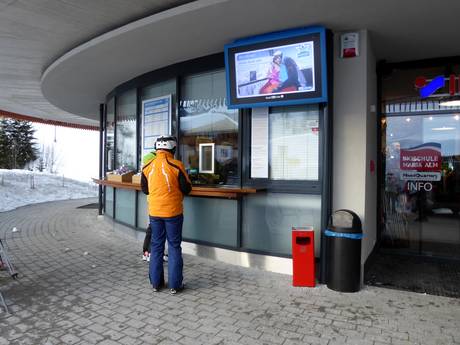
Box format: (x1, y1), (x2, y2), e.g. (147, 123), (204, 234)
(141, 151), (156, 262)
(140, 151), (169, 263)
(141, 136), (192, 294)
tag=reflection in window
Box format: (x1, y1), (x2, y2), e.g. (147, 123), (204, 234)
(199, 143), (215, 173)
(382, 112), (460, 256)
(384, 114), (460, 196)
(269, 105), (319, 180)
(179, 70), (239, 186)
(106, 98), (115, 172)
(115, 89), (137, 170)
(242, 193), (322, 255)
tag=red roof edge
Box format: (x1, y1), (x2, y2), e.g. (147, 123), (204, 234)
(0, 109), (99, 131)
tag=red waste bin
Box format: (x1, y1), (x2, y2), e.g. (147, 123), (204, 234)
(292, 227), (315, 287)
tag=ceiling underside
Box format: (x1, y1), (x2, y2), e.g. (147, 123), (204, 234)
(2, 0), (460, 125)
(0, 0), (193, 126)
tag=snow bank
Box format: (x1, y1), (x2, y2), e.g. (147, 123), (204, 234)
(0, 169), (98, 212)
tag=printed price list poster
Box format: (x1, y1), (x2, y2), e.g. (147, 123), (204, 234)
(251, 107), (269, 178)
(142, 95), (171, 158)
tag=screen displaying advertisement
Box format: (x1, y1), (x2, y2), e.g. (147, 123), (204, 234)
(235, 41), (315, 99)
(225, 26), (327, 108)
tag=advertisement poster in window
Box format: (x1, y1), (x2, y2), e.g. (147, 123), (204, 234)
(251, 107), (269, 178)
(141, 95), (172, 159)
(400, 142), (442, 192)
(400, 142), (441, 181)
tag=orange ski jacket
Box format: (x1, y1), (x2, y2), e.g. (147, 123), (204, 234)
(141, 150), (192, 217)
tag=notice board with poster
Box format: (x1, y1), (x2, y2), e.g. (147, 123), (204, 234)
(141, 95), (172, 160)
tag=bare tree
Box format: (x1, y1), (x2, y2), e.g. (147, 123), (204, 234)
(39, 144), (61, 174)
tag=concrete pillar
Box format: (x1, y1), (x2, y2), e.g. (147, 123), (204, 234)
(332, 30), (377, 278)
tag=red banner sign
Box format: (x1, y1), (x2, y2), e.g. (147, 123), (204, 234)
(400, 143), (441, 172)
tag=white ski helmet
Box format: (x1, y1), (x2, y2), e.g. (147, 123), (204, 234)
(155, 136), (177, 151)
(274, 50), (282, 57)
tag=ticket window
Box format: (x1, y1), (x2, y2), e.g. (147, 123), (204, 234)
(179, 70), (239, 186)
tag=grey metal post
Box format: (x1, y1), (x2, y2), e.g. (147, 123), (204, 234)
(98, 103), (104, 216)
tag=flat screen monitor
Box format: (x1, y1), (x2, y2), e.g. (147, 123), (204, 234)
(225, 26), (327, 109)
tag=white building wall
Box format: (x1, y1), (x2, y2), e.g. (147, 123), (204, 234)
(364, 32), (378, 265)
(332, 30), (377, 275)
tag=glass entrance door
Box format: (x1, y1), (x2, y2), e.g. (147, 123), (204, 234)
(382, 113), (460, 258)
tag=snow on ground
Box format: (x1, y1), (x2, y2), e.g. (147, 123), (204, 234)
(0, 169), (98, 212)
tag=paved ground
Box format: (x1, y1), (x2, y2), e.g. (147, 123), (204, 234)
(365, 252), (460, 298)
(0, 199), (459, 345)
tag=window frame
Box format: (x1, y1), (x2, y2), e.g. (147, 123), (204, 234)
(114, 88), (138, 170)
(199, 143), (215, 173)
(104, 51), (331, 194)
(104, 97), (115, 174)
(242, 104), (326, 194)
(106, 52), (227, 171)
(178, 67), (241, 187)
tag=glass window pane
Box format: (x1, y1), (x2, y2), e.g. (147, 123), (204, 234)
(141, 79), (177, 135)
(106, 98), (115, 172)
(382, 113), (460, 258)
(242, 192), (322, 256)
(269, 104), (319, 180)
(140, 79), (176, 168)
(115, 89), (137, 170)
(105, 186), (113, 217)
(141, 79), (176, 100)
(199, 143), (214, 173)
(179, 70), (239, 186)
(137, 192), (149, 229)
(114, 189), (136, 226)
(183, 197), (238, 247)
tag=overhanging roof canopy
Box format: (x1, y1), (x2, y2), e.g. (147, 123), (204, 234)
(0, 0), (193, 127)
(0, 109), (98, 131)
(2, 0), (460, 126)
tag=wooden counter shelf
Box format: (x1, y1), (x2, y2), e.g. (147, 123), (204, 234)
(92, 179), (258, 199)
